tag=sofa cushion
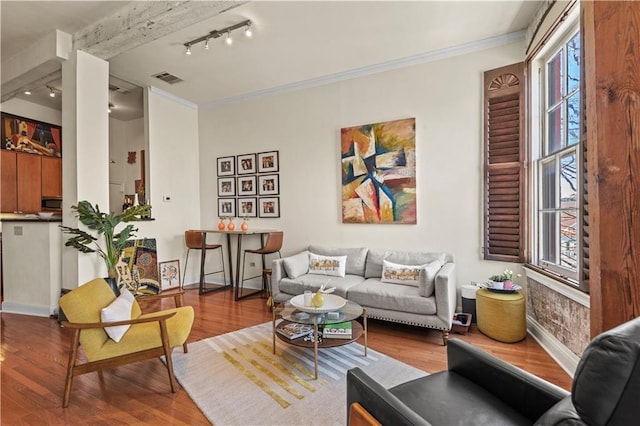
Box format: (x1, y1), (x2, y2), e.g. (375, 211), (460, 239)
(101, 288), (135, 343)
(365, 250), (447, 278)
(381, 260), (424, 286)
(279, 274), (365, 298)
(308, 245), (368, 276)
(390, 371), (531, 425)
(418, 258), (446, 298)
(283, 250), (310, 279)
(308, 253), (347, 277)
(347, 278), (436, 315)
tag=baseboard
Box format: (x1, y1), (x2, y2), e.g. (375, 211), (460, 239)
(527, 316), (580, 378)
(1, 301), (52, 317)
(182, 278), (262, 290)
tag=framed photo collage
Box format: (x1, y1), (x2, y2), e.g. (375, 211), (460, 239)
(217, 150), (280, 218)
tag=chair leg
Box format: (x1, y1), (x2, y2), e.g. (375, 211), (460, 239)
(183, 342), (189, 353)
(159, 320), (177, 393)
(63, 329), (81, 408)
(218, 246), (226, 285)
(182, 249), (190, 289)
(240, 251), (247, 293)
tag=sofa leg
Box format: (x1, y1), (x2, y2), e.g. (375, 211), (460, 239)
(442, 330), (449, 346)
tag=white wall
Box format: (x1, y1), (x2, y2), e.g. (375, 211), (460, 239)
(109, 117), (144, 212)
(198, 41), (526, 293)
(0, 98), (61, 125)
(134, 88), (201, 287)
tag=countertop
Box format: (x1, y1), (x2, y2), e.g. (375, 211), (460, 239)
(0, 213), (62, 222)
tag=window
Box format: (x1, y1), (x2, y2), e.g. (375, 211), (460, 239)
(532, 25), (581, 281)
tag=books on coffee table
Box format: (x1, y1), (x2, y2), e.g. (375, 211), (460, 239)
(277, 323), (314, 340)
(323, 321), (353, 339)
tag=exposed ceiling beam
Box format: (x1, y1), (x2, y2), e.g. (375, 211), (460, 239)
(74, 0), (246, 60)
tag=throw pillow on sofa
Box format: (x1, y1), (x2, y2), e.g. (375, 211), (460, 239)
(308, 253), (347, 277)
(283, 250), (310, 279)
(419, 258), (446, 297)
(381, 260), (425, 286)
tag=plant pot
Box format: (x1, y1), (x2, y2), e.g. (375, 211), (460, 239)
(105, 277), (121, 296)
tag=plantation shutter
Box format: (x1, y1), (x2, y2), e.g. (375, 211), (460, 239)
(483, 62), (525, 262)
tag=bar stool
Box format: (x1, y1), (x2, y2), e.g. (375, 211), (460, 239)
(239, 231), (283, 300)
(182, 230), (226, 294)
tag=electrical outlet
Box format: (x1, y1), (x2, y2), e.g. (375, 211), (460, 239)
(250, 262), (256, 267)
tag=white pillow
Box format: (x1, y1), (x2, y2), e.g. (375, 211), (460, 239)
(308, 253), (347, 277)
(381, 260), (425, 286)
(283, 251), (310, 279)
(419, 259), (446, 297)
(101, 288), (135, 342)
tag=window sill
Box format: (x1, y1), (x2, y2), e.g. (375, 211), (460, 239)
(523, 265), (590, 308)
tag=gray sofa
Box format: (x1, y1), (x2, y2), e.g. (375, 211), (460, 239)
(271, 245), (457, 344)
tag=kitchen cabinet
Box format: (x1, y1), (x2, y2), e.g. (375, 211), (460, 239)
(41, 157), (62, 198)
(16, 152), (42, 213)
(1, 151), (17, 212)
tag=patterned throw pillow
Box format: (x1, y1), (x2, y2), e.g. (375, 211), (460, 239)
(381, 260), (426, 286)
(308, 253), (347, 277)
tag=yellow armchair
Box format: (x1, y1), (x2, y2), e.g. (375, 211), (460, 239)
(58, 278), (194, 407)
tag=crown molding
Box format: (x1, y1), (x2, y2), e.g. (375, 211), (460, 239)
(201, 30), (525, 110)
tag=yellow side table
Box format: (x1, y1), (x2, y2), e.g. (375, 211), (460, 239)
(476, 288), (526, 343)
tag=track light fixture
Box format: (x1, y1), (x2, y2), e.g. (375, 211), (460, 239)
(183, 19), (252, 55)
(47, 86), (56, 98)
(24, 90), (32, 95)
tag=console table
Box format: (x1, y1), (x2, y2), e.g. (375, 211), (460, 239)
(197, 228), (279, 300)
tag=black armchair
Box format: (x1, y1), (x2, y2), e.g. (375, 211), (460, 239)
(347, 316), (640, 425)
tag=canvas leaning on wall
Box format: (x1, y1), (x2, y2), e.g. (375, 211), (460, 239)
(341, 117), (416, 224)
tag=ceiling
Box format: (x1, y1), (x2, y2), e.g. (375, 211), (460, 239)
(1, 1), (541, 121)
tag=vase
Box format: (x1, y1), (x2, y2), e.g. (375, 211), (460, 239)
(227, 219), (235, 231)
(217, 219), (225, 231)
(241, 220), (248, 231)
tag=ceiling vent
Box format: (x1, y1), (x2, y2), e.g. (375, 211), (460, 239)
(152, 72), (184, 85)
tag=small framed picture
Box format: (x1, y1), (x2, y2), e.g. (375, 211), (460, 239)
(259, 197), (280, 218)
(159, 259), (181, 290)
(237, 153), (256, 174)
(218, 198), (236, 217)
(217, 156), (235, 176)
(258, 150), (279, 173)
(237, 197), (257, 217)
(237, 175), (257, 196)
(217, 177), (236, 196)
(258, 174), (279, 195)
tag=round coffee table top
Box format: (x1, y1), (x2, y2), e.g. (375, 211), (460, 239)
(278, 298), (363, 326)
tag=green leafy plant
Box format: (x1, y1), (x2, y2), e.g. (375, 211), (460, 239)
(60, 200), (152, 278)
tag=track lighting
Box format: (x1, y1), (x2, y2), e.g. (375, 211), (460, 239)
(47, 86), (56, 98)
(182, 19), (252, 54)
(24, 90), (31, 95)
(108, 102), (114, 113)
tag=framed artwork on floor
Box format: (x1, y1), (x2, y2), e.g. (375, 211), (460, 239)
(218, 198), (236, 217)
(218, 177), (236, 197)
(217, 156), (235, 176)
(237, 197), (257, 217)
(257, 150), (279, 173)
(237, 153), (256, 174)
(237, 175), (257, 196)
(159, 259), (181, 290)
(259, 197), (280, 218)
(258, 174), (279, 195)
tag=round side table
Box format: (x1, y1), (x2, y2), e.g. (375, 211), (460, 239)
(476, 288), (526, 343)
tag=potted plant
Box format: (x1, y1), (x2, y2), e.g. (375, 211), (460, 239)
(60, 200), (152, 280)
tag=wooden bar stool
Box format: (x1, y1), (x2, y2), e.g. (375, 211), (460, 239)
(238, 231), (283, 300)
(182, 230), (226, 295)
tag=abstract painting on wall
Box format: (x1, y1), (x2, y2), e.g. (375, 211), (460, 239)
(341, 117), (416, 224)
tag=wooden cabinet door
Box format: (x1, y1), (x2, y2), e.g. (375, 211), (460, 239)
(41, 157), (62, 198)
(16, 153), (42, 213)
(1, 150), (17, 212)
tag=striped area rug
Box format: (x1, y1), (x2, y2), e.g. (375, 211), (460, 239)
(171, 321), (427, 425)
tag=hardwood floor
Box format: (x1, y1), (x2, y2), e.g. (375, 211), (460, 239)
(1, 287), (573, 425)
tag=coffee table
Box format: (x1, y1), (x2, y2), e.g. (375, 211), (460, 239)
(272, 298), (367, 379)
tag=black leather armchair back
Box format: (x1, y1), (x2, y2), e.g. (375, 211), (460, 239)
(571, 317), (640, 425)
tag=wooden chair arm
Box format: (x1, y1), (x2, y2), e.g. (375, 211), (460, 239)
(60, 312), (176, 329)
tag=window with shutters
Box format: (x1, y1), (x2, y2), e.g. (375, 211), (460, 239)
(483, 63), (525, 262)
(531, 20), (581, 282)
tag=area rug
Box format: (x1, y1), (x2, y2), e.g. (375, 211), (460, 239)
(170, 321), (427, 425)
